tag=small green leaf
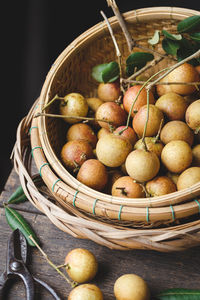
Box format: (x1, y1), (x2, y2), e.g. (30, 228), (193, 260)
(190, 33), (200, 43)
(162, 30), (182, 41)
(91, 62), (119, 83)
(177, 37), (200, 65)
(177, 15), (200, 33)
(156, 288), (200, 300)
(126, 52), (154, 76)
(148, 30), (160, 45)
(5, 206), (39, 247)
(8, 186), (28, 204)
(126, 52), (154, 66)
(101, 61), (119, 83)
(162, 38), (180, 56)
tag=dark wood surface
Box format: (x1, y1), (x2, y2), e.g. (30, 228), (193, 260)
(1, 169), (200, 300)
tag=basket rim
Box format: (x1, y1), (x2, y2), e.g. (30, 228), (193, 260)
(34, 6), (200, 222)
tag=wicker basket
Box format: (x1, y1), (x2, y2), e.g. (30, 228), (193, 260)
(13, 6), (200, 251)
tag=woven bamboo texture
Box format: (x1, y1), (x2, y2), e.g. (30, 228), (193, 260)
(13, 6), (200, 251)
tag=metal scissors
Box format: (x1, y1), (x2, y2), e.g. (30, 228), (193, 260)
(0, 229), (62, 300)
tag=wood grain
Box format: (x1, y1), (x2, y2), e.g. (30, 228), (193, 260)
(1, 169), (200, 299)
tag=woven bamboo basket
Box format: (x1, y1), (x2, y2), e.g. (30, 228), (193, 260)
(13, 6), (200, 251)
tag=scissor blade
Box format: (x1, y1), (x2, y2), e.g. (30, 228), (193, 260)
(7, 229), (28, 267)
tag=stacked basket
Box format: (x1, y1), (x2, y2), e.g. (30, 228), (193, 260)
(13, 6), (200, 251)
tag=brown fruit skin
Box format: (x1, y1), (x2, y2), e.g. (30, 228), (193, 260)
(125, 149), (160, 182)
(166, 172), (179, 185)
(86, 97), (104, 112)
(161, 140), (193, 173)
(97, 81), (120, 102)
(112, 176), (145, 198)
(123, 85), (155, 118)
(132, 104), (164, 138)
(65, 248), (98, 283)
(114, 126), (138, 146)
(97, 128), (110, 140)
(59, 93), (88, 124)
(146, 176), (176, 197)
(66, 123), (97, 148)
(77, 159), (108, 191)
(156, 75), (172, 97)
(134, 137), (164, 158)
(114, 274), (150, 300)
(61, 140), (93, 171)
(68, 284), (103, 300)
(168, 63), (200, 95)
(185, 99), (200, 131)
(96, 102), (127, 130)
(104, 170), (124, 194)
(96, 134), (132, 168)
(155, 92), (188, 121)
(160, 120), (194, 146)
(192, 144), (200, 167)
(177, 167), (200, 190)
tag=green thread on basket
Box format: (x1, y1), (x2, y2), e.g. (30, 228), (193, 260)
(73, 191), (79, 207)
(194, 199), (200, 213)
(118, 205), (123, 221)
(29, 126), (38, 134)
(31, 146), (43, 156)
(170, 205), (175, 221)
(39, 163), (49, 177)
(146, 207), (149, 223)
(52, 178), (61, 192)
(92, 199), (98, 215)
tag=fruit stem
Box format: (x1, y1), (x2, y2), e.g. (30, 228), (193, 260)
(29, 235), (78, 288)
(141, 89), (150, 151)
(106, 0), (135, 52)
(154, 118), (164, 143)
(42, 94), (64, 112)
(34, 112), (114, 126)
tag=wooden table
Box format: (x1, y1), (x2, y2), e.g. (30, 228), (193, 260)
(1, 169), (200, 300)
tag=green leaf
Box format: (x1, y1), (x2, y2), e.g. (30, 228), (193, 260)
(126, 52), (154, 66)
(101, 61), (119, 83)
(190, 33), (200, 43)
(91, 62), (119, 83)
(162, 38), (180, 56)
(5, 206), (39, 247)
(177, 15), (200, 33)
(148, 30), (160, 45)
(156, 288), (200, 300)
(126, 52), (154, 76)
(162, 30), (182, 41)
(177, 37), (200, 65)
(8, 185), (28, 204)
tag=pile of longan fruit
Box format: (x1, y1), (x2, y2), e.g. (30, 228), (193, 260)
(60, 62), (200, 198)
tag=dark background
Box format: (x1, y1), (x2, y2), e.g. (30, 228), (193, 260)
(1, 0), (199, 191)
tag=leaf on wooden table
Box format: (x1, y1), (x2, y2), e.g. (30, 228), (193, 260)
(5, 206), (40, 247)
(156, 288), (200, 300)
(7, 185), (28, 204)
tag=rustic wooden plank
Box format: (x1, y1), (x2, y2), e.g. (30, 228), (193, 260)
(1, 170), (200, 299)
